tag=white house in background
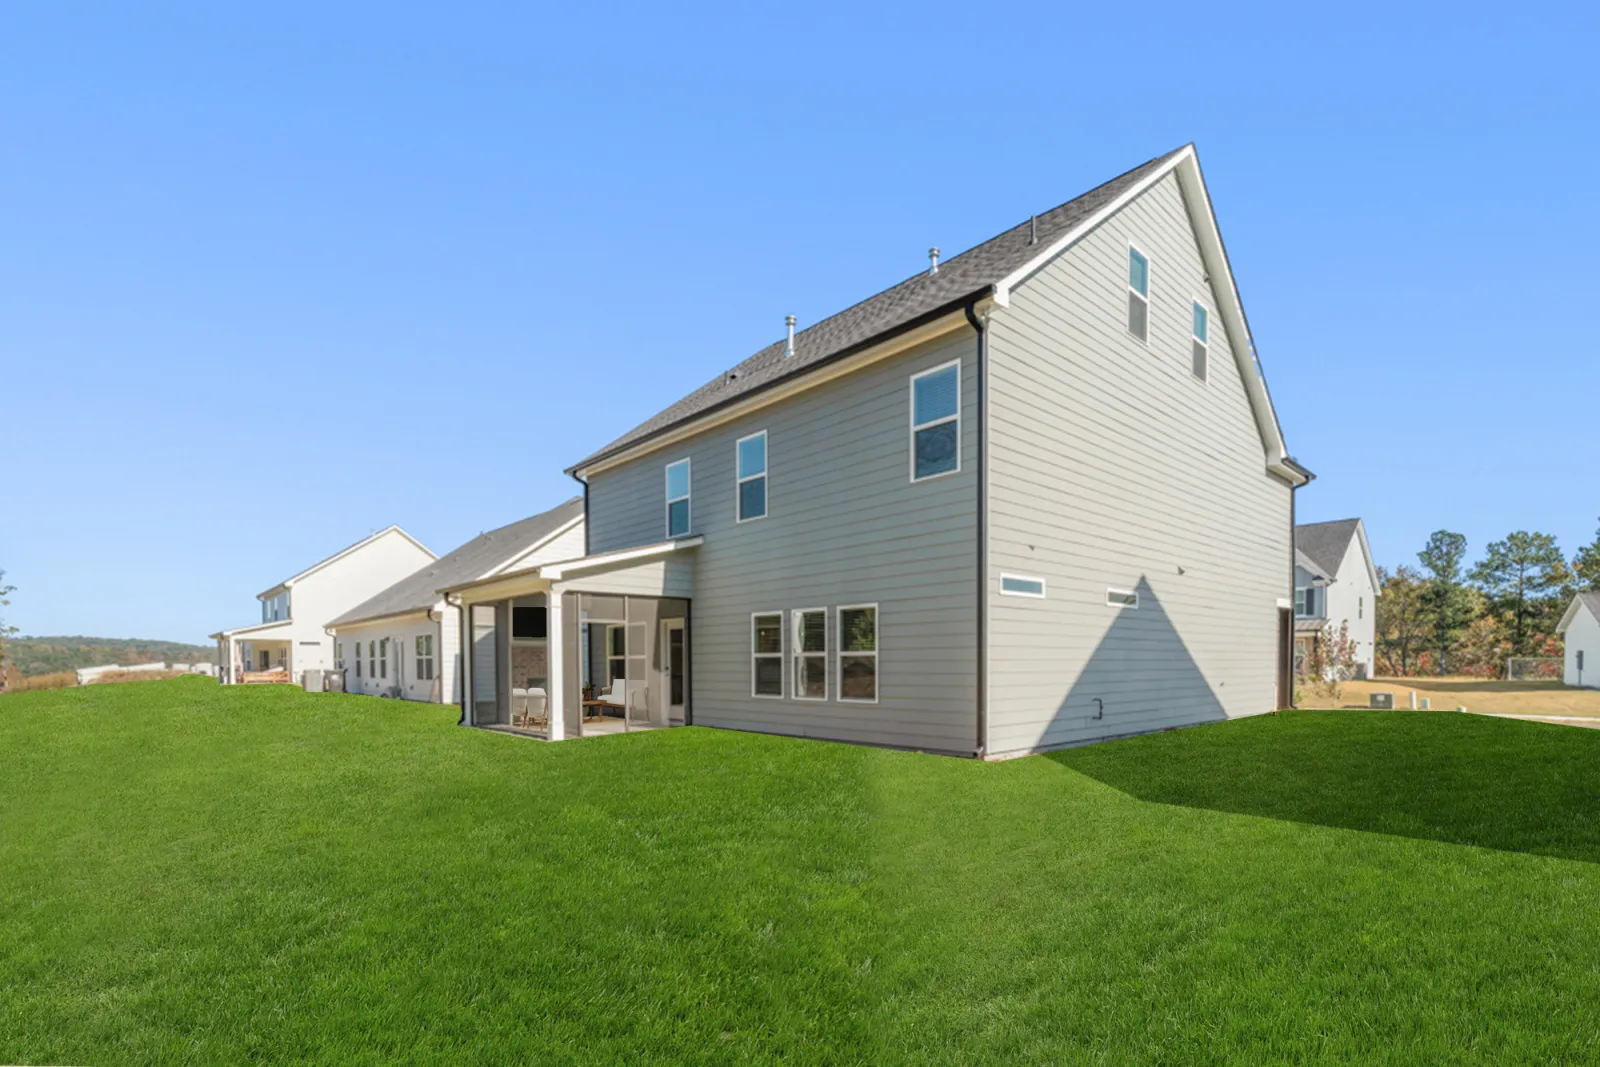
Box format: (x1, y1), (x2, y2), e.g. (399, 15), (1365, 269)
(327, 499), (585, 704)
(212, 526), (435, 684)
(1556, 592), (1600, 689)
(1294, 518), (1380, 678)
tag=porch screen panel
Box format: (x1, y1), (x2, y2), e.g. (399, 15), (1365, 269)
(471, 605), (498, 722)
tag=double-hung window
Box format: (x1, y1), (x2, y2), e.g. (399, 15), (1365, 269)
(1128, 246), (1150, 341)
(1191, 301), (1209, 380)
(416, 634), (435, 681)
(1295, 587), (1319, 618)
(792, 608), (827, 700)
(752, 613), (783, 697)
(379, 638), (388, 679)
(736, 431), (767, 522)
(910, 362), (960, 480)
(367, 641), (376, 679)
(665, 459), (691, 537)
(336, 642), (344, 670)
(838, 604), (878, 702)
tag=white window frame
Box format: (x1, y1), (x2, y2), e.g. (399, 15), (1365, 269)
(1191, 298), (1209, 382)
(735, 430), (768, 524)
(1295, 587), (1308, 616)
(606, 624), (627, 684)
(751, 611), (784, 699)
(909, 360), (962, 483)
(837, 602), (879, 705)
(791, 607), (828, 702)
(379, 637), (389, 679)
(336, 641), (344, 670)
(368, 641), (376, 678)
(416, 634), (435, 682)
(1127, 244), (1151, 344)
(999, 574), (1047, 599)
(664, 458), (692, 538)
(1107, 587), (1140, 609)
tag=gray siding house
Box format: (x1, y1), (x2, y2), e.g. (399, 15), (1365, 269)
(453, 145), (1308, 756)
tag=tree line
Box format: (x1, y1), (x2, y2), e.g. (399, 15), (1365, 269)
(1375, 523), (1600, 676)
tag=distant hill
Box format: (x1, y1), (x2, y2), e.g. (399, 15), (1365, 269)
(4, 636), (216, 677)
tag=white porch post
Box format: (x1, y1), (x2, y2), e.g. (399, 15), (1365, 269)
(547, 591), (566, 741)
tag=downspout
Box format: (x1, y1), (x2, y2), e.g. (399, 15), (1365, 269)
(449, 595), (468, 725)
(964, 298), (989, 759)
(1285, 459), (1315, 709)
(571, 472), (591, 556)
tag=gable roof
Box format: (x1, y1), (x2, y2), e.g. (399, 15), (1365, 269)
(1295, 518), (1382, 594)
(568, 144), (1304, 484)
(257, 525), (434, 600)
(1557, 591), (1600, 635)
(326, 499), (584, 628)
(1295, 548), (1334, 583)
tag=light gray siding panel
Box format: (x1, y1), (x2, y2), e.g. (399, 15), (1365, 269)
(585, 331), (981, 753)
(985, 172), (1291, 756)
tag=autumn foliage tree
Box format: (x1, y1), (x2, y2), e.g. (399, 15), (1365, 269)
(1374, 565), (1431, 676)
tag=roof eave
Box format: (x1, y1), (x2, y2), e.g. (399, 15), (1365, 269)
(566, 292), (991, 477)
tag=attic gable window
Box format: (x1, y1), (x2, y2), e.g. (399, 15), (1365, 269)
(665, 458), (691, 538)
(1192, 301), (1209, 381)
(1128, 246), (1150, 342)
(910, 361), (961, 481)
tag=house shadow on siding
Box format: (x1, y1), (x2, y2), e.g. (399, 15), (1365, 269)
(1039, 577), (1227, 747)
(1049, 709), (1600, 865)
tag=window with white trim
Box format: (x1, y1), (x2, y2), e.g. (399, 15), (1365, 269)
(1000, 574), (1046, 598)
(752, 613), (783, 697)
(416, 634), (435, 681)
(367, 641), (376, 678)
(1128, 246), (1150, 341)
(1296, 587), (1319, 618)
(379, 638), (389, 679)
(838, 604), (878, 702)
(792, 608), (827, 700)
(665, 459), (691, 537)
(911, 362), (960, 481)
(336, 642), (344, 670)
(1191, 301), (1208, 380)
(736, 431), (767, 522)
(607, 625), (627, 683)
(1107, 587), (1139, 608)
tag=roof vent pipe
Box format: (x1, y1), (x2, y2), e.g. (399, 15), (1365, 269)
(1029, 215), (1037, 245)
(928, 247), (940, 275)
(784, 314), (796, 357)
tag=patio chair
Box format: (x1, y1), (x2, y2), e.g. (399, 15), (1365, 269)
(524, 689), (549, 731)
(510, 687), (529, 728)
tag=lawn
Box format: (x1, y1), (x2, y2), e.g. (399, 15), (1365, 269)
(4, 679), (1600, 1064)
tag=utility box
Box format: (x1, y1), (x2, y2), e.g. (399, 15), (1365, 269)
(1370, 691), (1395, 710)
(301, 669), (323, 693)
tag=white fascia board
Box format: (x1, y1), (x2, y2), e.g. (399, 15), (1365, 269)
(1556, 595), (1590, 635)
(538, 536), (703, 580)
(481, 514), (587, 579)
(1353, 521), (1382, 593)
(210, 619), (294, 639)
(256, 525), (436, 599)
(992, 145), (1303, 487)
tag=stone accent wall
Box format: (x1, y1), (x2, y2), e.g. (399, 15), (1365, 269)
(511, 642), (548, 689)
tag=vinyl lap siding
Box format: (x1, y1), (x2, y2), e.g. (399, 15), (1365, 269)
(584, 332), (980, 753)
(985, 173), (1291, 756)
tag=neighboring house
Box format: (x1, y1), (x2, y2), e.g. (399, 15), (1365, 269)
(327, 499), (585, 703)
(1556, 592), (1600, 689)
(446, 144), (1310, 755)
(212, 526), (435, 684)
(1293, 518), (1380, 679)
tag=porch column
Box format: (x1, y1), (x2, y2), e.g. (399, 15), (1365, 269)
(547, 592), (566, 741)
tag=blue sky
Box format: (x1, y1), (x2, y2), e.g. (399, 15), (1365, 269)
(3, 2), (1596, 643)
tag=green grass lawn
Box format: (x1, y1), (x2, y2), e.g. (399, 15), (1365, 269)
(4, 679), (1600, 1064)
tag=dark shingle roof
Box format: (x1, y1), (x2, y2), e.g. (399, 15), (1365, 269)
(327, 498), (583, 627)
(569, 146), (1189, 472)
(1296, 519), (1362, 579)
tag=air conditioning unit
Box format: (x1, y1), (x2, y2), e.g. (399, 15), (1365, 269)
(301, 669), (323, 693)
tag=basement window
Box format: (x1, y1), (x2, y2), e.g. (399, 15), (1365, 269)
(1128, 246), (1150, 342)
